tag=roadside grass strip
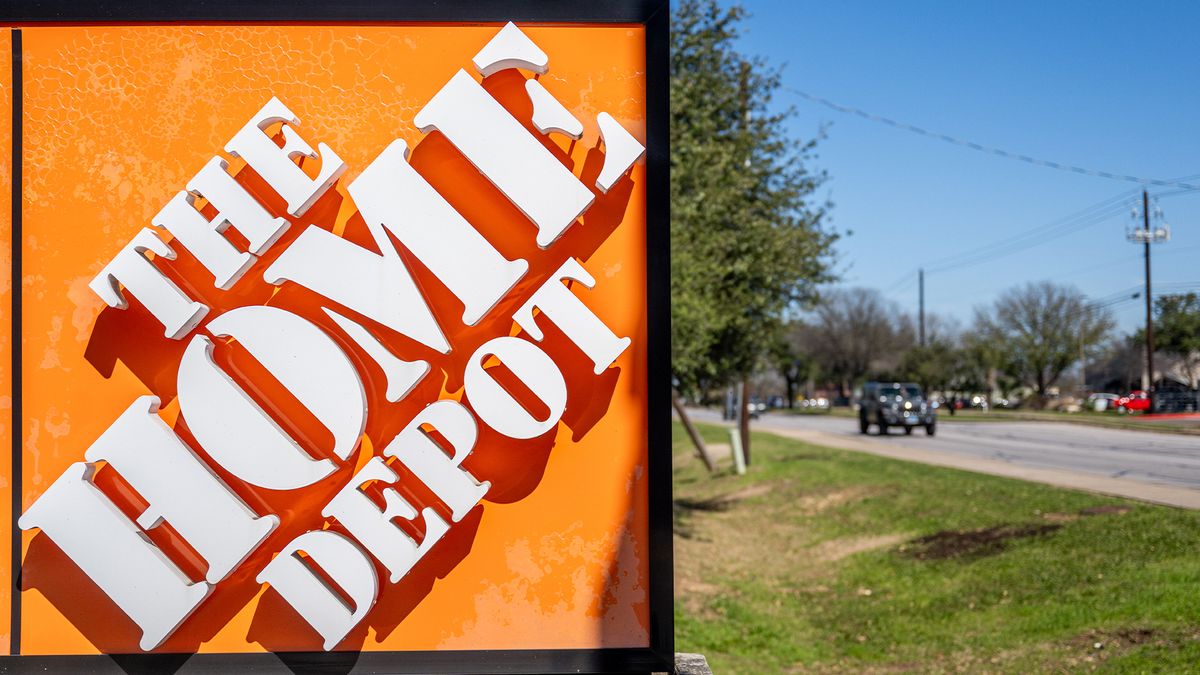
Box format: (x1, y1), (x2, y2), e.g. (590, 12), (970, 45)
(672, 422), (1200, 673)
(782, 406), (1200, 436)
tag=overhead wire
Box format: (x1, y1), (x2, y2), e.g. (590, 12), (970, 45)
(784, 86), (1200, 191)
(884, 174), (1197, 289)
(881, 190), (1136, 293)
(924, 194), (1134, 273)
(786, 84), (1200, 309)
(1055, 288), (1144, 322)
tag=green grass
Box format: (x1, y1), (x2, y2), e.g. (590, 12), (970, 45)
(672, 422), (1200, 673)
(937, 408), (1200, 435)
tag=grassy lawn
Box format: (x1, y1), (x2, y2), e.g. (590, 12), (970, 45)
(936, 409), (1200, 436)
(672, 422), (1200, 673)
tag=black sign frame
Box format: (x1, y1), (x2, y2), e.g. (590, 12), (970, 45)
(1, 1), (672, 672)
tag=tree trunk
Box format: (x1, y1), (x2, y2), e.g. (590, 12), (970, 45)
(739, 377), (751, 466)
(784, 375), (796, 409)
(986, 366), (997, 408)
(672, 394), (715, 472)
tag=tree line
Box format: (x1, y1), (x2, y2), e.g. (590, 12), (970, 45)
(769, 284), (1200, 408)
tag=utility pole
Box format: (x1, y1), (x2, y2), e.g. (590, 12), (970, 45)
(1142, 190), (1156, 413)
(918, 268), (926, 347)
(1126, 191), (1169, 410)
(1128, 191), (1168, 409)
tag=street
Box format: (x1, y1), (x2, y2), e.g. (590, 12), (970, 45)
(685, 408), (1200, 505)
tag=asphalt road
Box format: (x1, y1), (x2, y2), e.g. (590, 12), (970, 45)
(687, 408), (1200, 491)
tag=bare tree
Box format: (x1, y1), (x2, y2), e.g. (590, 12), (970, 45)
(975, 281), (1113, 399)
(807, 287), (914, 399)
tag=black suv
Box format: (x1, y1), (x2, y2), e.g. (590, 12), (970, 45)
(859, 381), (936, 436)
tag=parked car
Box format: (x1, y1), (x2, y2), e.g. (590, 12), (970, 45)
(799, 397), (830, 410)
(859, 382), (936, 436)
(1117, 390), (1151, 413)
(1086, 393), (1121, 412)
(747, 398), (768, 418)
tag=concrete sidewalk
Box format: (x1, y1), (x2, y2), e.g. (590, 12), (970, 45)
(694, 413), (1200, 510)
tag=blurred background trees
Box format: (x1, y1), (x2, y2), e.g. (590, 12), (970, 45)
(758, 280), (1200, 411)
(804, 288), (911, 401)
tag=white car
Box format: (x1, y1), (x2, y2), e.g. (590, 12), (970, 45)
(1087, 393), (1121, 412)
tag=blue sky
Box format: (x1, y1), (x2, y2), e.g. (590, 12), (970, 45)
(728, 0), (1200, 334)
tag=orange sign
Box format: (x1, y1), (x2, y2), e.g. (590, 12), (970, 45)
(2, 3), (671, 672)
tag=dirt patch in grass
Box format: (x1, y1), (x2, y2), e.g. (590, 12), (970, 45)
(900, 523), (1062, 560)
(1069, 626), (1159, 650)
(677, 577), (721, 599)
(1041, 512), (1080, 523)
(726, 484), (774, 501)
(675, 481), (869, 612)
(675, 497), (737, 514)
(675, 484), (773, 513)
(673, 480), (792, 610)
(813, 534), (910, 562)
(1054, 626), (1184, 670)
(674, 484), (882, 600)
(1042, 503), (1132, 523)
(797, 486), (877, 514)
(1079, 504), (1132, 516)
(675, 487), (776, 540)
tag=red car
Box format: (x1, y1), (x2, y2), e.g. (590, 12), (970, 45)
(1117, 390), (1151, 413)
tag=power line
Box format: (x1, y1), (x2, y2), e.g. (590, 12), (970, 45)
(883, 190), (1134, 287)
(924, 194), (1133, 273)
(1090, 286), (1144, 306)
(889, 271), (920, 295)
(1083, 283), (1200, 313)
(784, 87), (1200, 191)
(1058, 291), (1141, 323)
(878, 176), (1198, 289)
(1061, 286), (1145, 320)
(883, 194), (1129, 296)
(1152, 281), (1200, 291)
